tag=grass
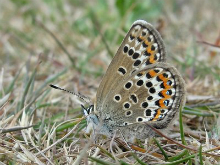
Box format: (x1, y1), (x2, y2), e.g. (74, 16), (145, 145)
(0, 0), (220, 164)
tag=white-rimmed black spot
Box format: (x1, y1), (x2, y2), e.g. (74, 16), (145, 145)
(151, 45), (156, 51)
(134, 60), (141, 66)
(155, 100), (160, 106)
(163, 73), (168, 78)
(154, 69), (160, 73)
(137, 117), (143, 122)
(142, 31), (146, 36)
(114, 95), (121, 101)
(128, 49), (134, 56)
(125, 82), (132, 89)
(146, 82), (153, 88)
(124, 102), (130, 109)
(147, 36), (152, 42)
(137, 36), (142, 42)
(147, 96), (153, 100)
(149, 87), (156, 93)
(129, 35), (135, 40)
(166, 90), (172, 95)
(123, 46), (128, 53)
(124, 122), (128, 125)
(118, 67), (126, 75)
(130, 94), (137, 103)
(137, 72), (143, 77)
(167, 80), (172, 86)
(125, 110), (132, 116)
(132, 52), (139, 59)
(137, 80), (144, 86)
(145, 109), (151, 116)
(142, 102), (148, 108)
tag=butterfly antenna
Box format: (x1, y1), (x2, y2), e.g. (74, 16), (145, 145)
(49, 84), (90, 104)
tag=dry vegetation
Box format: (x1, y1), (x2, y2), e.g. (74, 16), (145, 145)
(0, 0), (220, 164)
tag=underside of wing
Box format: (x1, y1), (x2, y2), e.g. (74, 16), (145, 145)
(96, 20), (166, 110)
(100, 63), (185, 128)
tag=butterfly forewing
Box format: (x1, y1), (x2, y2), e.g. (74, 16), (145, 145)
(101, 63), (185, 127)
(96, 20), (166, 111)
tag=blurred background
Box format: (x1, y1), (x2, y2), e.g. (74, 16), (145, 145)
(1, 0), (219, 96)
(0, 0), (220, 164)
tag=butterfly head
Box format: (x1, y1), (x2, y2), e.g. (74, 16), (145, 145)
(81, 104), (101, 132)
(81, 104), (95, 116)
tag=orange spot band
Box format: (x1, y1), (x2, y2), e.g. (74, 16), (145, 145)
(149, 70), (157, 77)
(153, 109), (161, 121)
(158, 74), (171, 89)
(161, 90), (171, 99)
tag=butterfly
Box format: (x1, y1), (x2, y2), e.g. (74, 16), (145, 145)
(52, 20), (186, 143)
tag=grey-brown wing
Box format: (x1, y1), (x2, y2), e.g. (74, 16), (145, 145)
(95, 20), (166, 112)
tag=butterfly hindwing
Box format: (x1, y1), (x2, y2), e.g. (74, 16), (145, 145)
(100, 63), (185, 127)
(96, 20), (166, 112)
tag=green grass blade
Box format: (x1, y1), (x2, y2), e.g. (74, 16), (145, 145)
(168, 149), (188, 162)
(199, 145), (204, 165)
(153, 138), (168, 161)
(89, 156), (118, 165)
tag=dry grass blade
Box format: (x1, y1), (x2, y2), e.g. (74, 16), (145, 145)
(0, 125), (34, 133)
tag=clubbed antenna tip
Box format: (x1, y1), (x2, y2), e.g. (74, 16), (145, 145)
(49, 84), (90, 104)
